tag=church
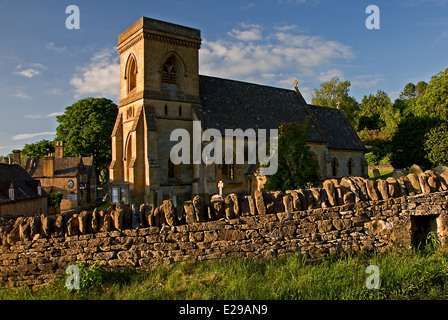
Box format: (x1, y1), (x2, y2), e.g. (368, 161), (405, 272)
(109, 17), (367, 206)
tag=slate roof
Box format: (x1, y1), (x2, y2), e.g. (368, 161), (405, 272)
(307, 105), (365, 151)
(25, 157), (94, 179)
(0, 163), (46, 205)
(198, 75), (364, 151)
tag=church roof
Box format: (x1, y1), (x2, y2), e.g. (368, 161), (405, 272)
(198, 75), (365, 151)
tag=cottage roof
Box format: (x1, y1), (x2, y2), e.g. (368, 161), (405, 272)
(25, 156), (95, 178)
(0, 163), (46, 204)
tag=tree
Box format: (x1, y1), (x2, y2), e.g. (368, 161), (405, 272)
(312, 77), (360, 128)
(413, 68), (448, 120)
(390, 116), (441, 169)
(399, 83), (416, 100)
(358, 90), (399, 133)
(264, 119), (320, 192)
(416, 81), (428, 97)
(424, 122), (448, 166)
(56, 97), (118, 180)
(22, 139), (55, 158)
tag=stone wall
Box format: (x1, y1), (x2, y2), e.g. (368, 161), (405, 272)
(1, 170), (448, 288)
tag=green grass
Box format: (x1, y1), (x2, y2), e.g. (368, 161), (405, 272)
(3, 243), (448, 300)
(368, 169), (394, 180)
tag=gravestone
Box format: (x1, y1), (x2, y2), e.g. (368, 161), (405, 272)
(170, 191), (178, 208)
(372, 168), (381, 179)
(156, 190), (163, 207)
(392, 169), (407, 180)
(434, 166), (448, 176)
(409, 164), (423, 175)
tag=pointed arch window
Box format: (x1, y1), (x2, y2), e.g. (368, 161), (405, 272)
(347, 158), (354, 176)
(127, 55), (137, 93)
(331, 158), (338, 177)
(161, 56), (178, 85)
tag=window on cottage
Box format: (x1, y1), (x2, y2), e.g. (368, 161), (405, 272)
(178, 105), (182, 116)
(161, 57), (177, 85)
(127, 56), (137, 93)
(331, 158), (338, 177)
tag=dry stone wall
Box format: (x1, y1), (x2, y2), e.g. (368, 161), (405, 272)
(1, 170), (448, 288)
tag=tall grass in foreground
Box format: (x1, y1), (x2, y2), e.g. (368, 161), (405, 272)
(2, 244), (448, 300)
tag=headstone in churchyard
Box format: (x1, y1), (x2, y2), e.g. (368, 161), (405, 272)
(131, 204), (140, 229)
(392, 169), (407, 180)
(170, 191), (177, 208)
(149, 189), (155, 206)
(434, 166), (448, 176)
(218, 180), (224, 197)
(409, 164), (423, 175)
(372, 168), (381, 179)
(156, 189), (163, 207)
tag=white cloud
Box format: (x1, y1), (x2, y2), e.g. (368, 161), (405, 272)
(317, 69), (344, 82)
(227, 24), (263, 41)
(70, 48), (120, 100)
(351, 74), (385, 88)
(14, 68), (41, 78)
(45, 88), (63, 95)
(24, 112), (62, 119)
(200, 24), (354, 89)
(241, 2), (255, 9)
(46, 42), (66, 53)
(14, 63), (47, 78)
(12, 131), (56, 141)
(14, 91), (32, 99)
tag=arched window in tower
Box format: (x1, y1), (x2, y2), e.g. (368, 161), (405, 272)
(161, 56), (178, 85)
(127, 55), (137, 93)
(347, 158), (354, 176)
(331, 157), (338, 177)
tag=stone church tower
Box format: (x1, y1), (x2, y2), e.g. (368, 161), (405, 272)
(110, 18), (202, 205)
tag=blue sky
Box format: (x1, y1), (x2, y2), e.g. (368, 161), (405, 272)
(0, 0), (447, 155)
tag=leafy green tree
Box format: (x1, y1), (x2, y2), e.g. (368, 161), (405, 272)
(264, 119), (320, 192)
(56, 97), (118, 180)
(416, 81), (428, 97)
(413, 68), (448, 120)
(390, 116), (441, 169)
(358, 90), (399, 133)
(312, 77), (360, 128)
(22, 139), (55, 158)
(399, 83), (416, 100)
(424, 122), (448, 166)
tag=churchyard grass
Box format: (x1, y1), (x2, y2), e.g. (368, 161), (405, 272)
(368, 169), (394, 180)
(2, 243), (448, 300)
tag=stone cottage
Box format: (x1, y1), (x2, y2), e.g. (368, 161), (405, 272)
(24, 142), (97, 211)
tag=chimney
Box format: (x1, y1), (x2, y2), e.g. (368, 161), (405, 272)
(55, 141), (64, 158)
(42, 154), (54, 177)
(12, 150), (21, 165)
